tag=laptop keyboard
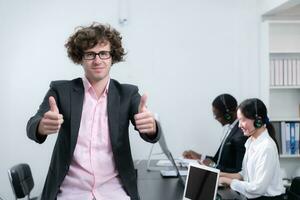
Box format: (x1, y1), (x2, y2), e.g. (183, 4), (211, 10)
(160, 170), (188, 177)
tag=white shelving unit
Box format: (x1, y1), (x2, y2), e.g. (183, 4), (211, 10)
(280, 154), (300, 158)
(261, 20), (300, 178)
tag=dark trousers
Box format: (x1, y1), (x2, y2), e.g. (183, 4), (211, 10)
(248, 194), (284, 200)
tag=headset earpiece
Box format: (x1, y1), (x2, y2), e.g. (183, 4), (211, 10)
(254, 115), (263, 128)
(221, 95), (232, 121)
(224, 112), (232, 121)
(254, 100), (263, 128)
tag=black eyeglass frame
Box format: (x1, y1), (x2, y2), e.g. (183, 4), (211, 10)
(82, 51), (112, 60)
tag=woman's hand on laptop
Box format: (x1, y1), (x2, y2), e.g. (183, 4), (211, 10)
(219, 177), (232, 186)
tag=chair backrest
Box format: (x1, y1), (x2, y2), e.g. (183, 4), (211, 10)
(8, 163), (34, 199)
(288, 177), (300, 200)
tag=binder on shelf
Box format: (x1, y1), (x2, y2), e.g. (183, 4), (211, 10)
(295, 123), (299, 154)
(288, 59), (293, 86)
(274, 59), (280, 86)
(292, 59), (297, 86)
(297, 59), (300, 85)
(283, 59), (288, 86)
(290, 122), (296, 154)
(285, 122), (291, 154)
(278, 59), (284, 85)
(281, 122), (286, 155)
(270, 59), (275, 86)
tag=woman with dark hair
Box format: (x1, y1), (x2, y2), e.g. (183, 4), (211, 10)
(219, 98), (285, 200)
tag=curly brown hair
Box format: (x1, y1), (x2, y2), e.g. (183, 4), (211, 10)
(65, 22), (125, 65)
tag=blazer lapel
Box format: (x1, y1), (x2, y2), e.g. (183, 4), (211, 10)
(107, 81), (120, 150)
(216, 123), (238, 159)
(70, 79), (84, 157)
(226, 123), (239, 142)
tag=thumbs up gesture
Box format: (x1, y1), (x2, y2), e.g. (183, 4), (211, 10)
(134, 94), (156, 135)
(38, 96), (64, 135)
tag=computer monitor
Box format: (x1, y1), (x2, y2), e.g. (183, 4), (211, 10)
(164, 150), (186, 186)
(146, 119), (174, 171)
(146, 120), (186, 186)
(183, 163), (220, 200)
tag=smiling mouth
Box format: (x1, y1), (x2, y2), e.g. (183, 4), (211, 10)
(92, 67), (105, 70)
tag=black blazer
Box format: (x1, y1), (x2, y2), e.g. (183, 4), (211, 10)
(210, 123), (247, 173)
(26, 78), (160, 200)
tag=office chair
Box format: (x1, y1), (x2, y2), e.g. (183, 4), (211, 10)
(8, 163), (39, 200)
(287, 177), (300, 200)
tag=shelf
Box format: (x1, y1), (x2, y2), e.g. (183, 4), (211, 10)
(270, 86), (300, 89)
(270, 118), (300, 122)
(270, 52), (300, 54)
(269, 21), (300, 24)
(279, 154), (300, 158)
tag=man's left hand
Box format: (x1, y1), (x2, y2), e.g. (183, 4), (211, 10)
(134, 94), (156, 135)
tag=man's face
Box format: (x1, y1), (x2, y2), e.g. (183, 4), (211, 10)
(212, 107), (227, 126)
(81, 42), (112, 84)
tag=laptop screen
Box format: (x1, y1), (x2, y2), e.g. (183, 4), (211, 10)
(183, 163), (220, 200)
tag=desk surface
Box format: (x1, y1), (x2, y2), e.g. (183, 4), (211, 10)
(135, 160), (243, 200)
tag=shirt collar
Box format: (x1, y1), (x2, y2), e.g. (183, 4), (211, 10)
(229, 119), (238, 129)
(221, 119), (238, 142)
(245, 128), (268, 149)
(82, 76), (110, 95)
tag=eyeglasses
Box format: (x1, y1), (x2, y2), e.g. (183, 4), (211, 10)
(83, 51), (112, 60)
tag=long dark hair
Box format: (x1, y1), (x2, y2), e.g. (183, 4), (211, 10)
(238, 98), (279, 153)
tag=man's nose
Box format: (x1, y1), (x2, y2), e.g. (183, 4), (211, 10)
(94, 54), (102, 62)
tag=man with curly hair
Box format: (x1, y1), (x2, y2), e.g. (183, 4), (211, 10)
(27, 23), (160, 200)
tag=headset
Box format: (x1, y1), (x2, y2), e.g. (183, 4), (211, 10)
(220, 95), (232, 121)
(253, 99), (263, 128)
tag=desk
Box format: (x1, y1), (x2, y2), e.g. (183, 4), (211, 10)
(135, 160), (244, 200)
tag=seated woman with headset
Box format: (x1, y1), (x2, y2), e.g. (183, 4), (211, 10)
(219, 98), (285, 200)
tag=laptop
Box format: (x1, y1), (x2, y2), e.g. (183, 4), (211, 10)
(183, 163), (220, 200)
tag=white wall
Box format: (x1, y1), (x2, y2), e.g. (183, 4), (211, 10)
(0, 0), (262, 199)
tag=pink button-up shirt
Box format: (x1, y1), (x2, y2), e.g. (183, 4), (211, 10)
(57, 77), (130, 200)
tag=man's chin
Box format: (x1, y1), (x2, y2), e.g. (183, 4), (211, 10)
(92, 74), (109, 81)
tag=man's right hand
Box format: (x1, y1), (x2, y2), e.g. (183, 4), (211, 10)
(182, 150), (201, 160)
(200, 158), (215, 167)
(38, 96), (64, 136)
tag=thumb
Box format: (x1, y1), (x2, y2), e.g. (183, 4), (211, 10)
(138, 94), (147, 113)
(49, 96), (59, 113)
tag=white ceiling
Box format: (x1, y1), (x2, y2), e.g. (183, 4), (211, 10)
(275, 4), (300, 16)
(263, 1), (300, 20)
